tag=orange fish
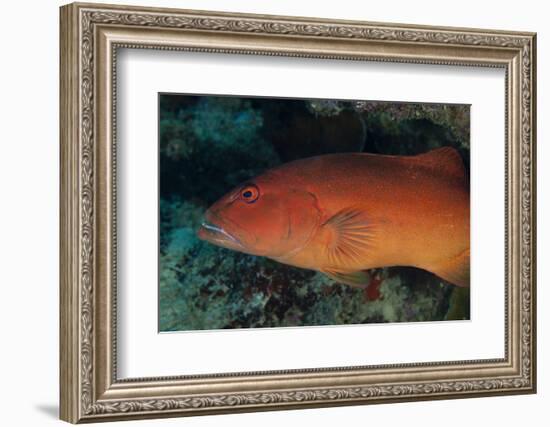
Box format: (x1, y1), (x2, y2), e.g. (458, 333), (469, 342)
(197, 147), (470, 287)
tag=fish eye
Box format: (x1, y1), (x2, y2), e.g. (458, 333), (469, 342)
(240, 184), (259, 204)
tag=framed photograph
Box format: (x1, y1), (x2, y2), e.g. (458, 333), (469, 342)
(60, 2), (537, 423)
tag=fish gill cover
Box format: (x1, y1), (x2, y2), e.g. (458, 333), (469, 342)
(158, 95), (470, 332)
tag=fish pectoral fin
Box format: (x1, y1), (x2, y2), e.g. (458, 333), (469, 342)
(321, 268), (370, 288)
(322, 207), (375, 267)
(432, 248), (470, 287)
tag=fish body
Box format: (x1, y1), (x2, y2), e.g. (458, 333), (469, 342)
(197, 147), (470, 287)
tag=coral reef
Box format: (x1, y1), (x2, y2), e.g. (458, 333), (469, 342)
(159, 96), (279, 205)
(159, 95), (470, 332)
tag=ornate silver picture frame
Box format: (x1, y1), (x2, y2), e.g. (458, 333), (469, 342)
(60, 2), (536, 423)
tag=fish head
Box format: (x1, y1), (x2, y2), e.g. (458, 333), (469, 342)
(197, 175), (321, 258)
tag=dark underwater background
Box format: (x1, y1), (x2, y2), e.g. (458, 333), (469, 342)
(159, 94), (470, 332)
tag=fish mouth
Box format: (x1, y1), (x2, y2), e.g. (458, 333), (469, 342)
(197, 220), (243, 249)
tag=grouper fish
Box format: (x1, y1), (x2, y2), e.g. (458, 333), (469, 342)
(197, 147), (470, 287)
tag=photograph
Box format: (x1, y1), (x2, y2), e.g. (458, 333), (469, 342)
(159, 94), (471, 332)
(57, 3), (536, 422)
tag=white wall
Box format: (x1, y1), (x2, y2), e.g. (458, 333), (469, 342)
(0, 0), (545, 426)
